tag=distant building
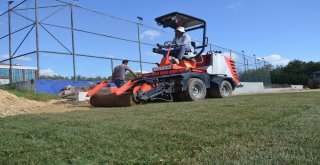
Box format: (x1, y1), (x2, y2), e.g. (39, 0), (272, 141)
(0, 63), (37, 85)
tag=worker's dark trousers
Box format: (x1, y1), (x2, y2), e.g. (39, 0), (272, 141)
(170, 45), (191, 60)
(114, 79), (125, 87)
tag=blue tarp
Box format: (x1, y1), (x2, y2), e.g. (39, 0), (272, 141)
(35, 79), (115, 95)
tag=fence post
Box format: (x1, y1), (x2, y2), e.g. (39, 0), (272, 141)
(35, 0), (40, 80)
(8, 1), (13, 84)
(110, 58), (114, 76)
(137, 17), (143, 74)
(70, 3), (76, 81)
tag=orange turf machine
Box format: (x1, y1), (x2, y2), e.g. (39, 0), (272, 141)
(87, 12), (239, 107)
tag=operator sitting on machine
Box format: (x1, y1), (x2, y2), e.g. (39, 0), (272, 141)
(170, 26), (194, 64)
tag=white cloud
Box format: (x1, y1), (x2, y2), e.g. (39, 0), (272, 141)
(141, 30), (161, 40)
(40, 68), (57, 76)
(145, 51), (160, 57)
(134, 70), (149, 74)
(262, 54), (290, 66)
(227, 2), (241, 10)
(43, 54), (72, 58)
(16, 56), (32, 61)
(106, 54), (115, 58)
(0, 54), (7, 60)
(0, 54), (32, 61)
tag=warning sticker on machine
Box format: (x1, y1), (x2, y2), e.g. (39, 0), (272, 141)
(152, 65), (172, 72)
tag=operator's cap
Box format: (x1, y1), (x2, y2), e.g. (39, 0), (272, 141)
(176, 26), (185, 33)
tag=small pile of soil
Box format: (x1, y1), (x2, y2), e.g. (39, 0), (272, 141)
(0, 89), (46, 117)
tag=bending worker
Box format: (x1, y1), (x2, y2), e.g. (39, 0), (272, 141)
(112, 60), (137, 87)
(171, 26), (194, 64)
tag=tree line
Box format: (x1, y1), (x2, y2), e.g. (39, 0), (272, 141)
(39, 60), (320, 86)
(270, 60), (320, 85)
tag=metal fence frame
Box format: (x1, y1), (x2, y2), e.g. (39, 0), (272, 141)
(0, 0), (271, 84)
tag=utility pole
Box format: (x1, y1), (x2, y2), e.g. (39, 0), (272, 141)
(137, 16), (143, 74)
(8, 0), (14, 84)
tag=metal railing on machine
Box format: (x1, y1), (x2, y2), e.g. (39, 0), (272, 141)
(0, 0), (271, 84)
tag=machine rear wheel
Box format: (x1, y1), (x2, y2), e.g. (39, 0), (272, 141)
(208, 80), (232, 98)
(183, 78), (207, 101)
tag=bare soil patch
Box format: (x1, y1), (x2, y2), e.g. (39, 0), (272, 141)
(0, 89), (92, 117)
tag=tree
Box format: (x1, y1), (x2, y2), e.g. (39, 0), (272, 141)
(270, 59), (320, 85)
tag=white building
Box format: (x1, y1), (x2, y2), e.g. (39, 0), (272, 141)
(0, 63), (37, 85)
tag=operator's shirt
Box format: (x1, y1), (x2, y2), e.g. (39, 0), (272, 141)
(173, 33), (194, 53)
(113, 64), (130, 80)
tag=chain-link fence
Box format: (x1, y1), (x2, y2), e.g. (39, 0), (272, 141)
(0, 0), (271, 85)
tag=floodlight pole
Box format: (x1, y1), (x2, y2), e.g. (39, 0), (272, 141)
(253, 54), (257, 70)
(241, 50), (246, 72)
(35, 0), (40, 79)
(8, 0), (13, 84)
(137, 16), (143, 74)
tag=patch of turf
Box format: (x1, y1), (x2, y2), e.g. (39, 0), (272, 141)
(0, 92), (319, 164)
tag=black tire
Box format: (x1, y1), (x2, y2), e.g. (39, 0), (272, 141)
(208, 80), (232, 98)
(308, 80), (316, 89)
(172, 84), (184, 101)
(132, 92), (143, 104)
(182, 78), (207, 101)
(207, 83), (220, 98)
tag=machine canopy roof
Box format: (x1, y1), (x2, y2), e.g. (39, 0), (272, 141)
(155, 12), (205, 30)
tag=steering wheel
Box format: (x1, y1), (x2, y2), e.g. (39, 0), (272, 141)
(164, 41), (174, 47)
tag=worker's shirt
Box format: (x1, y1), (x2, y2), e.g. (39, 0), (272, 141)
(113, 64), (130, 80)
(173, 33), (194, 53)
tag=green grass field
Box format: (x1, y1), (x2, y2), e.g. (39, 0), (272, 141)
(0, 92), (319, 164)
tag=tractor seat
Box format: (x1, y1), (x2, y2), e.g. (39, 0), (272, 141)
(182, 41), (197, 61)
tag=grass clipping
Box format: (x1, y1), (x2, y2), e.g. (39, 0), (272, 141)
(0, 89), (46, 117)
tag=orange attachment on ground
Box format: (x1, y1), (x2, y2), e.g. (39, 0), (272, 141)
(133, 83), (155, 94)
(87, 81), (109, 97)
(87, 79), (139, 97)
(113, 79), (138, 95)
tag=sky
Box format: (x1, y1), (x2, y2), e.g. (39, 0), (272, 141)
(0, 0), (319, 77)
